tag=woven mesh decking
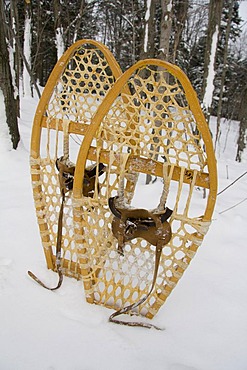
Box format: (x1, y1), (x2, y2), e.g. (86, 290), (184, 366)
(30, 40), (122, 279)
(72, 59), (217, 318)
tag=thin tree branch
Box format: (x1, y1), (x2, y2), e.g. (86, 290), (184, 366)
(219, 197), (247, 214)
(217, 171), (247, 195)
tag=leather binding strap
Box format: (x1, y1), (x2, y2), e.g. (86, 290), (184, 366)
(28, 160), (70, 290)
(108, 196), (173, 329)
(109, 243), (163, 330)
(28, 158), (105, 290)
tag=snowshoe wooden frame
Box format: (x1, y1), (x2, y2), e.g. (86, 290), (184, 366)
(30, 40), (217, 321)
(30, 39), (122, 280)
(72, 59), (217, 319)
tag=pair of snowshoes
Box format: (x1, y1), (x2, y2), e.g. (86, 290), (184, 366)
(29, 39), (217, 328)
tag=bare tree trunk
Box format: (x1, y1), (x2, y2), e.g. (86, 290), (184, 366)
(0, 0), (20, 149)
(9, 0), (20, 116)
(114, 3), (124, 63)
(202, 0), (223, 118)
(32, 0), (43, 85)
(23, 0), (32, 96)
(141, 0), (157, 184)
(158, 0), (173, 61)
(215, 0), (234, 146)
(171, 0), (188, 63)
(53, 0), (65, 60)
(73, 0), (85, 43)
(131, 0), (136, 65)
(141, 0), (157, 59)
(236, 86), (247, 162)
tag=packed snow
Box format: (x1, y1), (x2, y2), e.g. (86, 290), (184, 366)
(0, 94), (247, 370)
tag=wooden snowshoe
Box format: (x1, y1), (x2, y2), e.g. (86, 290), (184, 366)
(30, 40), (122, 283)
(72, 59), (217, 323)
(30, 40), (217, 325)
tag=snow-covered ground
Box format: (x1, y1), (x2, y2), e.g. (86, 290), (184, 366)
(0, 94), (247, 370)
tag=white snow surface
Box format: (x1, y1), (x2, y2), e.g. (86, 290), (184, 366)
(0, 95), (247, 370)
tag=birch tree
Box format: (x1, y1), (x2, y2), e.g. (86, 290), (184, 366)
(202, 0), (223, 117)
(215, 0), (234, 145)
(23, 0), (32, 96)
(53, 0), (65, 60)
(141, 0), (157, 59)
(9, 0), (20, 114)
(158, 0), (173, 61)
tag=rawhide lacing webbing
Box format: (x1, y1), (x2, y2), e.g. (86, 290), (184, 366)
(29, 120), (106, 290)
(28, 121), (74, 290)
(108, 156), (173, 329)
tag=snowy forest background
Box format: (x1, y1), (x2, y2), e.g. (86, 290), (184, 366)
(0, 0), (247, 158)
(1, 2), (247, 369)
